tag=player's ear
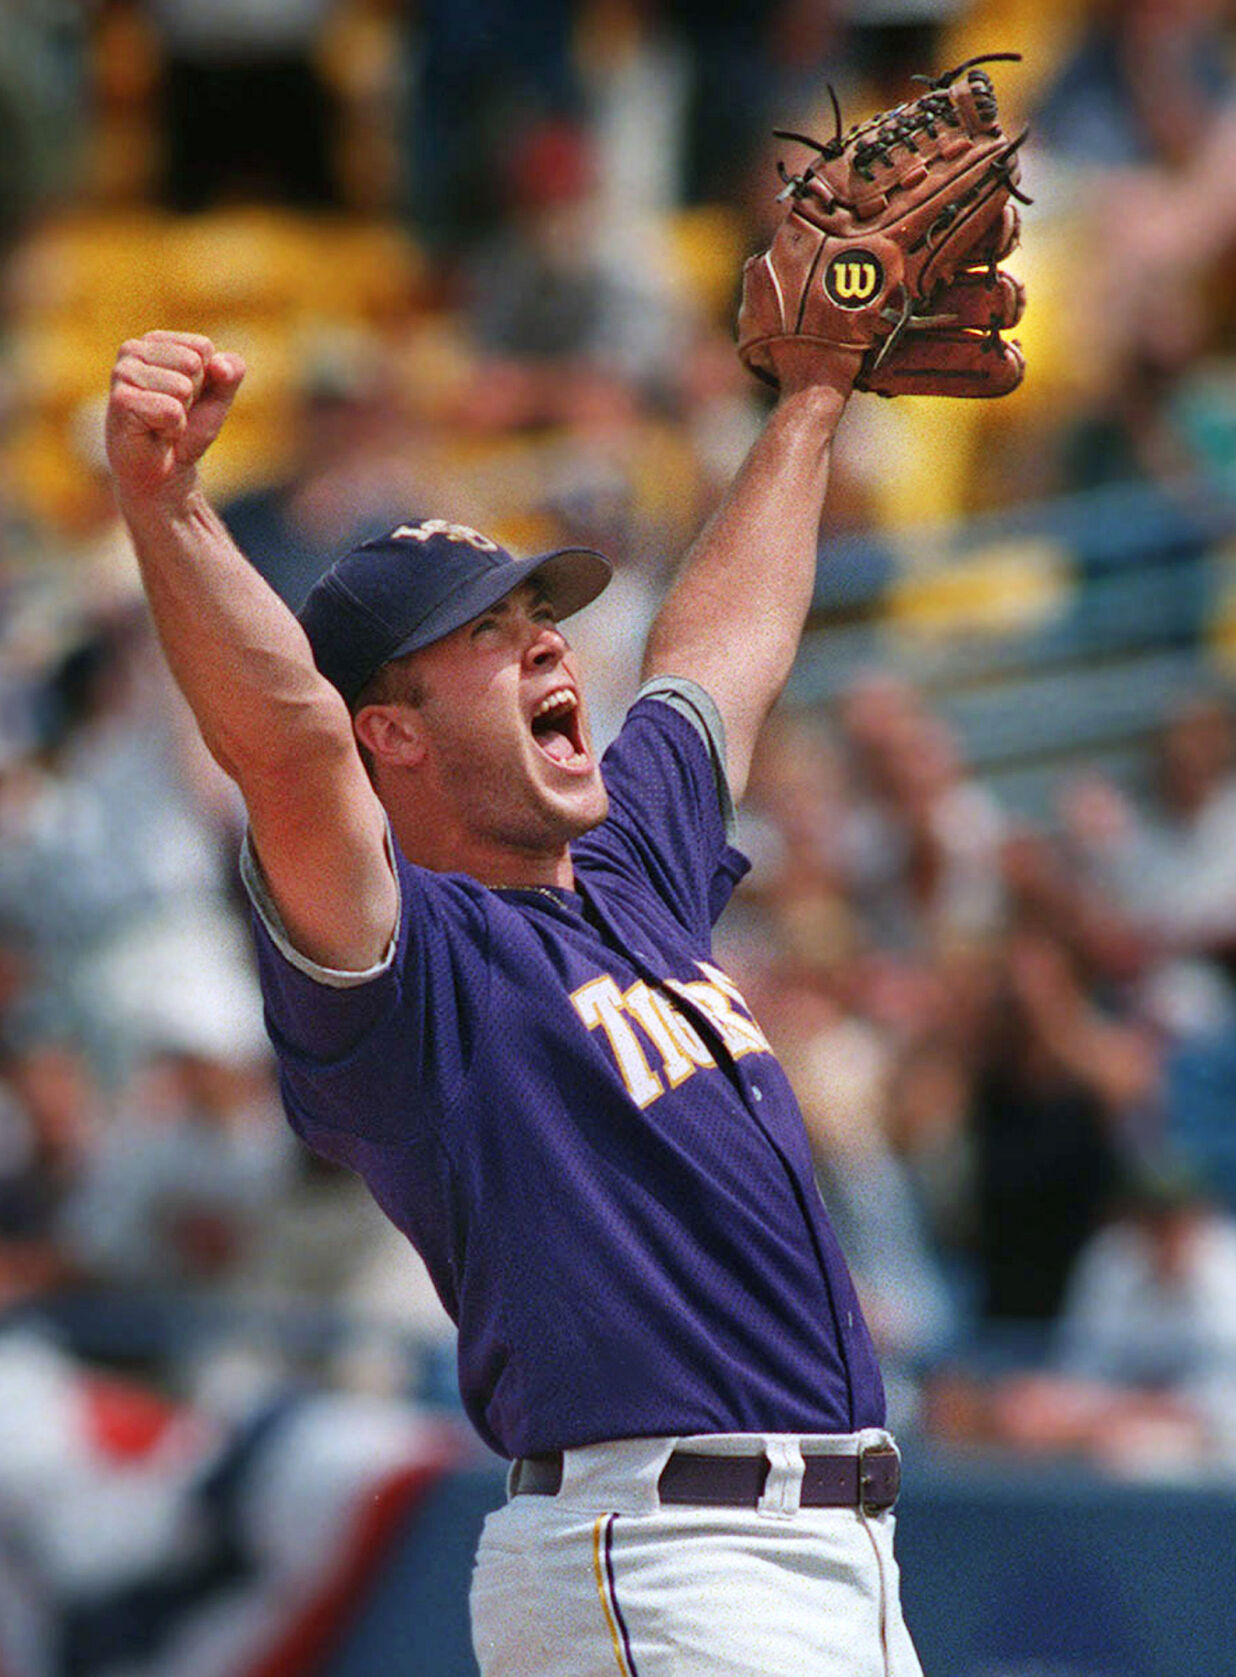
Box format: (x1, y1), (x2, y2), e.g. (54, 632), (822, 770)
(354, 702), (430, 770)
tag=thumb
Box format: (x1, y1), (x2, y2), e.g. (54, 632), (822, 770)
(178, 352), (247, 466)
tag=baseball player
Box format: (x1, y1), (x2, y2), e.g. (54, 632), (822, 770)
(105, 323), (920, 1676)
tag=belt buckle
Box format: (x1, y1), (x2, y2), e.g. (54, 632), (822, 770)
(858, 1442), (898, 1516)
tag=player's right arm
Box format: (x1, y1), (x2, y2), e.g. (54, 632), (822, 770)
(106, 330), (397, 973)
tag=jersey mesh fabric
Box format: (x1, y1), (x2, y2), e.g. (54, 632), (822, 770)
(246, 690), (884, 1457)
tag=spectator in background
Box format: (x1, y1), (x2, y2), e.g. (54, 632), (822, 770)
(1068, 692), (1236, 979)
(966, 925), (1156, 1326)
(1034, 0), (1232, 169)
(1055, 691), (1236, 1079)
(456, 116), (689, 429)
(1048, 281), (1209, 495)
(59, 1035), (294, 1297)
(737, 708), (857, 920)
(0, 604), (251, 1080)
(837, 674), (1007, 958)
(403, 0), (582, 249)
(143, 0), (343, 211)
(222, 329), (446, 611)
(802, 1024), (961, 1370)
(0, 1032), (96, 1310)
(883, 1030), (977, 1318)
(1046, 0), (1236, 454)
(971, 1159), (1236, 1474)
(0, 0), (89, 250)
(1059, 690), (1236, 1218)
(660, 0), (842, 211)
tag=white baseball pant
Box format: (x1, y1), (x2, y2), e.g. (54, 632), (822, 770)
(470, 1429), (924, 1677)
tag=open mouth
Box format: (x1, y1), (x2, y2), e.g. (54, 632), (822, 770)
(530, 686), (589, 769)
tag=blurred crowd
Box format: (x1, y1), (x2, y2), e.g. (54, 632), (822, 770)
(4, 0), (1236, 1487)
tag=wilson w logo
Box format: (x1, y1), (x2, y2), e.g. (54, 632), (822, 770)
(824, 250), (884, 308)
(832, 262), (878, 298)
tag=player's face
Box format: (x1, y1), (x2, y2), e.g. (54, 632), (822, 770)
(411, 583), (608, 855)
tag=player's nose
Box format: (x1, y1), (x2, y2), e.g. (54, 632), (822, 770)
(524, 621), (567, 668)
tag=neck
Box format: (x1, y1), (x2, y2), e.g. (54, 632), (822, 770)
(390, 811), (576, 889)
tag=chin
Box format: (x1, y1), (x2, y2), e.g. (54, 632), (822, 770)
(554, 776), (609, 840)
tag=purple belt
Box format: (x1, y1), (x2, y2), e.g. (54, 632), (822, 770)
(512, 1443), (900, 1513)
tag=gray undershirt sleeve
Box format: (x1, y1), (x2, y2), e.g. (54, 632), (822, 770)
(636, 675), (737, 841)
(239, 822), (401, 989)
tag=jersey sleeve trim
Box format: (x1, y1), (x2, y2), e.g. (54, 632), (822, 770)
(635, 675), (736, 840)
(239, 822), (401, 989)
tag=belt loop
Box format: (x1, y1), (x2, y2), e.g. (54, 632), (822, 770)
(757, 1437), (805, 1520)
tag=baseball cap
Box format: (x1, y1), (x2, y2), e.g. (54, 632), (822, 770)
(297, 519), (612, 705)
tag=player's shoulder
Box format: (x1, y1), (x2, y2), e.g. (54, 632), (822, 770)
(619, 675), (727, 750)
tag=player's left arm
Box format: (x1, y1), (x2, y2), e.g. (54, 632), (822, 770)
(640, 361), (850, 803)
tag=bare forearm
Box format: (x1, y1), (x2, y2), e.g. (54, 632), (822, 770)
(642, 381), (846, 796)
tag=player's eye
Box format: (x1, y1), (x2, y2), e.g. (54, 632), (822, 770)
(470, 616), (499, 639)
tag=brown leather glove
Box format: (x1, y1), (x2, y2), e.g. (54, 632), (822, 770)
(737, 55), (1028, 398)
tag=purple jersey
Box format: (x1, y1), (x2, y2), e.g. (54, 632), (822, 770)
(244, 682), (884, 1459)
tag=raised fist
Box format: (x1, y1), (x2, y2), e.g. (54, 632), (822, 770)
(106, 330), (246, 503)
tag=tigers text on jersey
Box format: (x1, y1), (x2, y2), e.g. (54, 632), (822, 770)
(244, 684), (884, 1460)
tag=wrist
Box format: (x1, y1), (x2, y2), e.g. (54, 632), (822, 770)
(115, 470), (209, 532)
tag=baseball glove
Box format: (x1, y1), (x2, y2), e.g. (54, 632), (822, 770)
(737, 54), (1030, 398)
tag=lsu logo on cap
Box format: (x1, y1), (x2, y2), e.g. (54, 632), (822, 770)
(823, 251), (884, 309)
(390, 519), (500, 553)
